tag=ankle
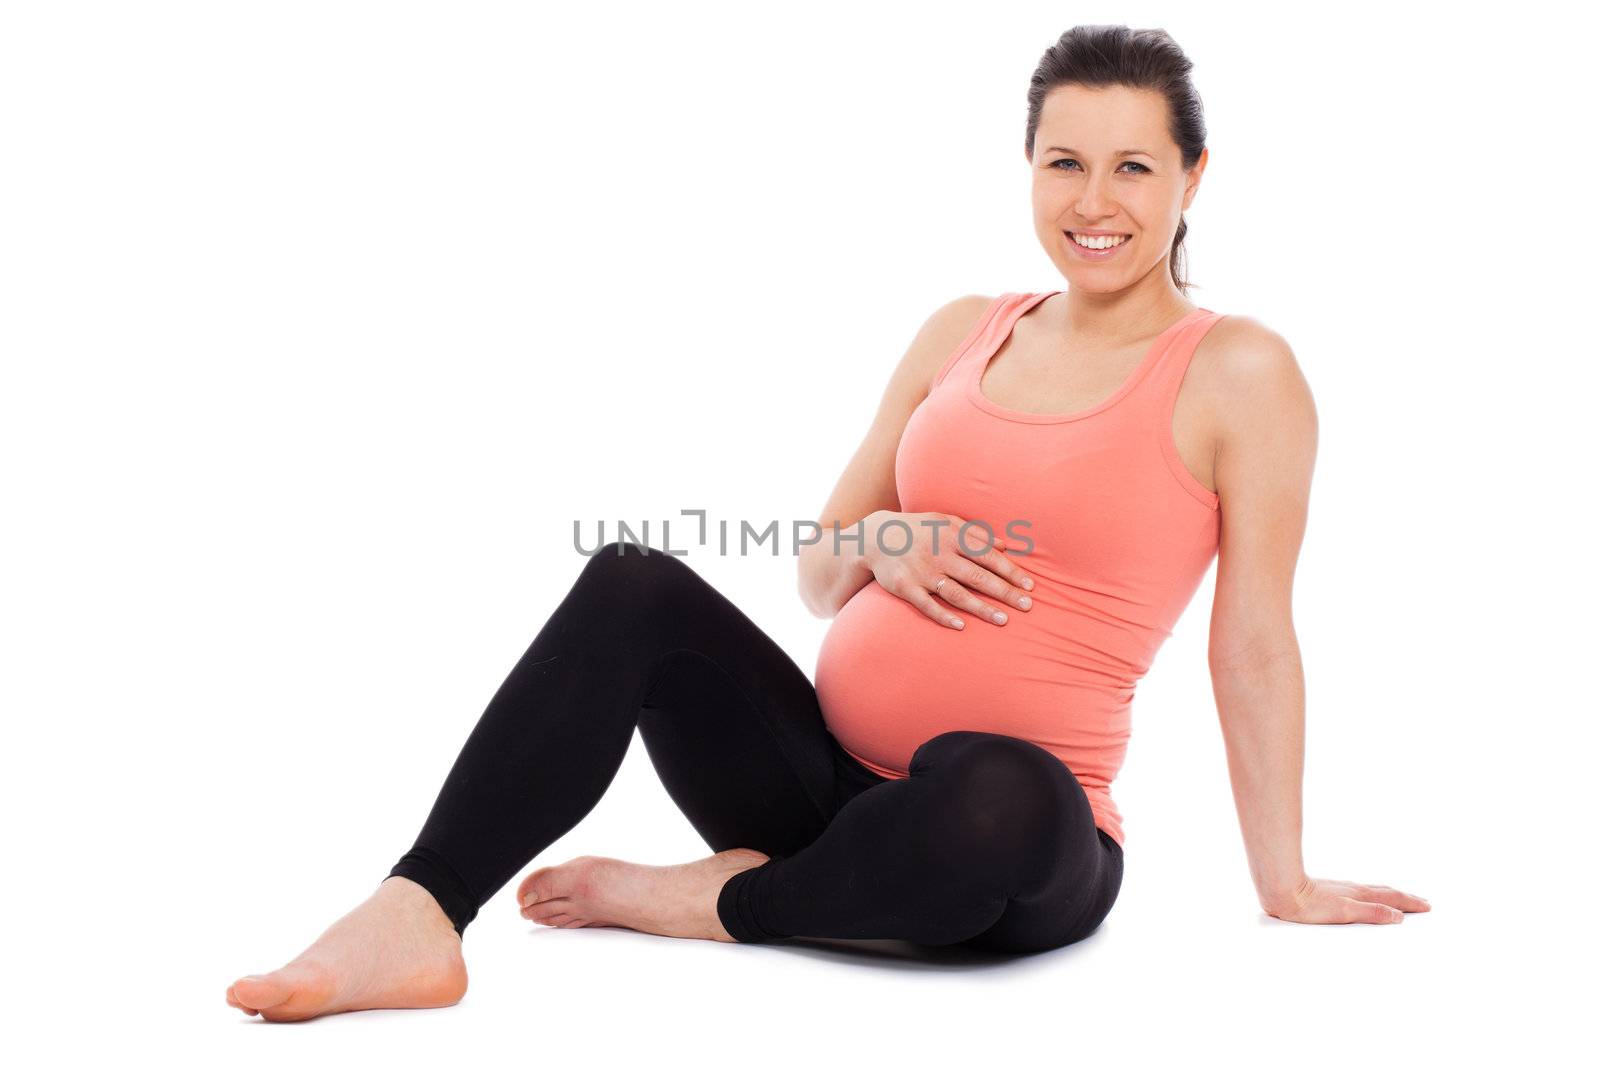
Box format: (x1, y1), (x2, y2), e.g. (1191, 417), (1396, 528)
(379, 876), (460, 938)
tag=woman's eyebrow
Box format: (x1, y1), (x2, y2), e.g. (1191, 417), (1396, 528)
(1043, 146), (1155, 159)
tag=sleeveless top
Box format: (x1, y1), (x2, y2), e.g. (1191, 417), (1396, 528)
(813, 290), (1227, 847)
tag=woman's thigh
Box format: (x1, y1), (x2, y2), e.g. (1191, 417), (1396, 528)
(632, 548), (849, 859)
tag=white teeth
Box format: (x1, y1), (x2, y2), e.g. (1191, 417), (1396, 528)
(1070, 232), (1128, 249)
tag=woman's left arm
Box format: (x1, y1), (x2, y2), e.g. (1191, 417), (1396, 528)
(1205, 319), (1430, 925)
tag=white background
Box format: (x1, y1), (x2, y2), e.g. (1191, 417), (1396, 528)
(3, 0), (1593, 1062)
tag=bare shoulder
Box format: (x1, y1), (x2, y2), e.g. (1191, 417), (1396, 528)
(1189, 313), (1318, 491)
(858, 294), (996, 438)
(1197, 313), (1300, 380)
(900, 294), (995, 392)
(1193, 313), (1316, 427)
(927, 292), (996, 336)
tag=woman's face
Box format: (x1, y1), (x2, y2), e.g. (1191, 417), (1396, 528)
(1028, 84), (1205, 296)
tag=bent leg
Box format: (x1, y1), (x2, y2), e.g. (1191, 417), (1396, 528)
(717, 730), (1122, 953)
(389, 541), (847, 934)
(230, 540), (847, 1021)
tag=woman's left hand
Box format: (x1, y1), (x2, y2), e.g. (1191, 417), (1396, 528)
(1263, 876), (1431, 924)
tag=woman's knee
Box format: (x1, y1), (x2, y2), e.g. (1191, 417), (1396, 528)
(580, 539), (676, 578)
(573, 539), (690, 617)
(908, 731), (1075, 861)
(910, 730), (1065, 792)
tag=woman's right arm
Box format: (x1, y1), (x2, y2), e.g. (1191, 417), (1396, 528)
(797, 295), (994, 619)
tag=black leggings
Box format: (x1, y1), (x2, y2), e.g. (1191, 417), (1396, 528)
(387, 541), (1123, 954)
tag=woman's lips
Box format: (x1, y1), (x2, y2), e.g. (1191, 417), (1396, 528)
(1065, 231), (1131, 260)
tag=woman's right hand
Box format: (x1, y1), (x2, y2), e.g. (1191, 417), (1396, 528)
(860, 510), (1035, 629)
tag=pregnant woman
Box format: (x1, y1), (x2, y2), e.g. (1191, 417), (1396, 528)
(226, 25), (1428, 1022)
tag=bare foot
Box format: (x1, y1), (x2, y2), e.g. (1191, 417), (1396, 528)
(515, 848), (770, 942)
(225, 875), (468, 1022)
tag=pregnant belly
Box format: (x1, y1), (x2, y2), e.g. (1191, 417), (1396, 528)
(813, 580), (1133, 789)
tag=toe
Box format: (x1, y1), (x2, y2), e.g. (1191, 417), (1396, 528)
(516, 866), (559, 908)
(521, 899), (572, 924)
(225, 985), (260, 1015)
(230, 975), (293, 1012)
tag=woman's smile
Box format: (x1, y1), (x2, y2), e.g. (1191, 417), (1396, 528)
(1066, 229), (1132, 259)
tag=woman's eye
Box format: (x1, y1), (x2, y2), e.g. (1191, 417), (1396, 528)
(1050, 159), (1148, 173)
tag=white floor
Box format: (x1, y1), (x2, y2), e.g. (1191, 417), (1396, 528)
(153, 869), (1578, 1063)
(18, 725), (1577, 1065)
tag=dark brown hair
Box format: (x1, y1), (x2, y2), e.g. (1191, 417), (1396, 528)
(1024, 26), (1207, 294)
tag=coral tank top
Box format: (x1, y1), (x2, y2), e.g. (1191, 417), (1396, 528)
(814, 291), (1227, 847)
